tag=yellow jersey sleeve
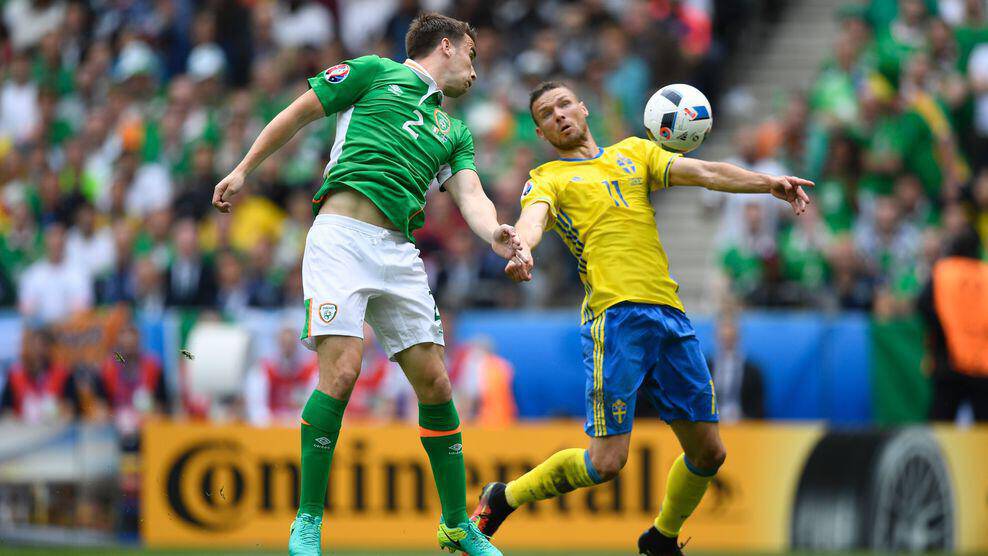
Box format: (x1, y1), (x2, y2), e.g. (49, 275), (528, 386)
(640, 138), (682, 191)
(519, 170), (560, 230)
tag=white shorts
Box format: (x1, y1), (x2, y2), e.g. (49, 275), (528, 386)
(300, 214), (444, 358)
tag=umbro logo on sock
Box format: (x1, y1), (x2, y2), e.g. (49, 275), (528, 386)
(314, 437), (333, 449)
(448, 443), (463, 455)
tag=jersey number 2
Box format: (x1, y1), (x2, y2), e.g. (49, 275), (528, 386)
(402, 110), (425, 139)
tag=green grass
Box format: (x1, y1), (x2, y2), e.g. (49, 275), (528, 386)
(0, 550), (980, 556)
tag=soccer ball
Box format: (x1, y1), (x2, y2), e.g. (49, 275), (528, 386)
(643, 84), (713, 153)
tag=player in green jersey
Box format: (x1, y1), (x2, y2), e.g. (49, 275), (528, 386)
(212, 13), (529, 556)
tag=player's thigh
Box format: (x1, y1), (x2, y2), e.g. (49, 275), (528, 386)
(313, 335), (364, 400)
(643, 307), (719, 425)
(581, 304), (649, 439)
(587, 432), (632, 480)
(300, 219), (376, 351)
(669, 420), (726, 472)
(365, 244), (444, 364)
(392, 342), (451, 404)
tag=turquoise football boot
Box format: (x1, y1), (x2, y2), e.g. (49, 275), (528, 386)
(437, 517), (502, 555)
(288, 513), (322, 555)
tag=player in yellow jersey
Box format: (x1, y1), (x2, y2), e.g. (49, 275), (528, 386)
(469, 82), (813, 555)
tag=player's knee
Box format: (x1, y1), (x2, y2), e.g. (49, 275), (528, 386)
(691, 444), (727, 473)
(590, 449), (628, 481)
(316, 344), (362, 397)
(415, 371), (452, 404)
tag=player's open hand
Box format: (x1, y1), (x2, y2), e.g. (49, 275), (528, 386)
(491, 224), (522, 260)
(212, 170), (246, 213)
(492, 224), (533, 281)
(769, 175), (814, 216)
(504, 239), (534, 282)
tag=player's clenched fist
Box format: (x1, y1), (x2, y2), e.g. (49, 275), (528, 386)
(212, 170), (246, 213)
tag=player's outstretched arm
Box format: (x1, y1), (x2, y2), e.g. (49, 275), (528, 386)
(212, 90), (325, 213)
(668, 157), (814, 215)
(444, 169), (533, 271)
(503, 203), (549, 282)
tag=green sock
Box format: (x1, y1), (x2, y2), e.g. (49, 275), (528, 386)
(418, 400), (468, 526)
(298, 389), (346, 518)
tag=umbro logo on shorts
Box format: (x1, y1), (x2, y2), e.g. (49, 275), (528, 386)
(319, 302), (338, 323)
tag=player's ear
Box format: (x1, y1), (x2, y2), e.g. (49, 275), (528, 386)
(580, 101), (589, 117)
(535, 126), (545, 140)
(441, 37), (453, 57)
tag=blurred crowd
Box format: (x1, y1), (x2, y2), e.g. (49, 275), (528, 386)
(714, 0), (988, 316)
(0, 0), (757, 325)
(0, 0), (762, 427)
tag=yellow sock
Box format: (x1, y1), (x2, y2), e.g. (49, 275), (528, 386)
(654, 454), (716, 537)
(504, 448), (602, 507)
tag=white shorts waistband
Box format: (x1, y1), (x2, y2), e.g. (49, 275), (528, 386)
(312, 214), (406, 241)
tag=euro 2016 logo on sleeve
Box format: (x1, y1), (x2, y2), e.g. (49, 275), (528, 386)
(324, 64), (350, 84)
(521, 180), (534, 198)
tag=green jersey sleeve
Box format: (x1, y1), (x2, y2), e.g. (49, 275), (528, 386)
(437, 123), (478, 190)
(307, 55), (382, 116)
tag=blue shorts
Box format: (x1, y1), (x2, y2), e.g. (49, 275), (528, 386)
(581, 302), (718, 437)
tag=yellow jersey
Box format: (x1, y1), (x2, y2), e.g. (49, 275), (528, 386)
(520, 136), (684, 323)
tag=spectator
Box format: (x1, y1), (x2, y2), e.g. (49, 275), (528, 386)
(244, 323), (318, 426)
(815, 133), (861, 234)
(93, 322), (171, 433)
(0, 53), (40, 145)
(18, 223), (93, 325)
(96, 221), (137, 305)
(450, 336), (517, 426)
(172, 142), (218, 221)
(707, 312), (766, 422)
(918, 227), (988, 422)
(2, 0), (66, 52)
(827, 236), (875, 311)
(969, 40), (988, 171)
(777, 203), (832, 304)
(272, 0), (335, 50)
(65, 201), (115, 279)
(132, 257), (165, 316)
(246, 237), (284, 308)
(164, 217), (217, 308)
(215, 249), (248, 317)
(0, 327), (78, 423)
(855, 195), (921, 296)
(133, 206), (172, 270)
(974, 169), (988, 247)
(720, 202), (776, 300)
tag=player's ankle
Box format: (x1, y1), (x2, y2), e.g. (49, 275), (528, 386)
(491, 483), (516, 514)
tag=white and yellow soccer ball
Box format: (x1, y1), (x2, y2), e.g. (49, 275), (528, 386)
(643, 84), (713, 153)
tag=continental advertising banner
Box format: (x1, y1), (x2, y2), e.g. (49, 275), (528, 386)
(141, 421), (988, 552)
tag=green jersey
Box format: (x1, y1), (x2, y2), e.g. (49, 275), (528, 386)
(308, 55), (477, 241)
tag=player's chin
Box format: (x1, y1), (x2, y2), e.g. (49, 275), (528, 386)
(444, 84), (470, 98)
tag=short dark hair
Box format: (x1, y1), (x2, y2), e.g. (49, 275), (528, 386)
(529, 81), (569, 121)
(947, 226), (983, 259)
(405, 13), (476, 59)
